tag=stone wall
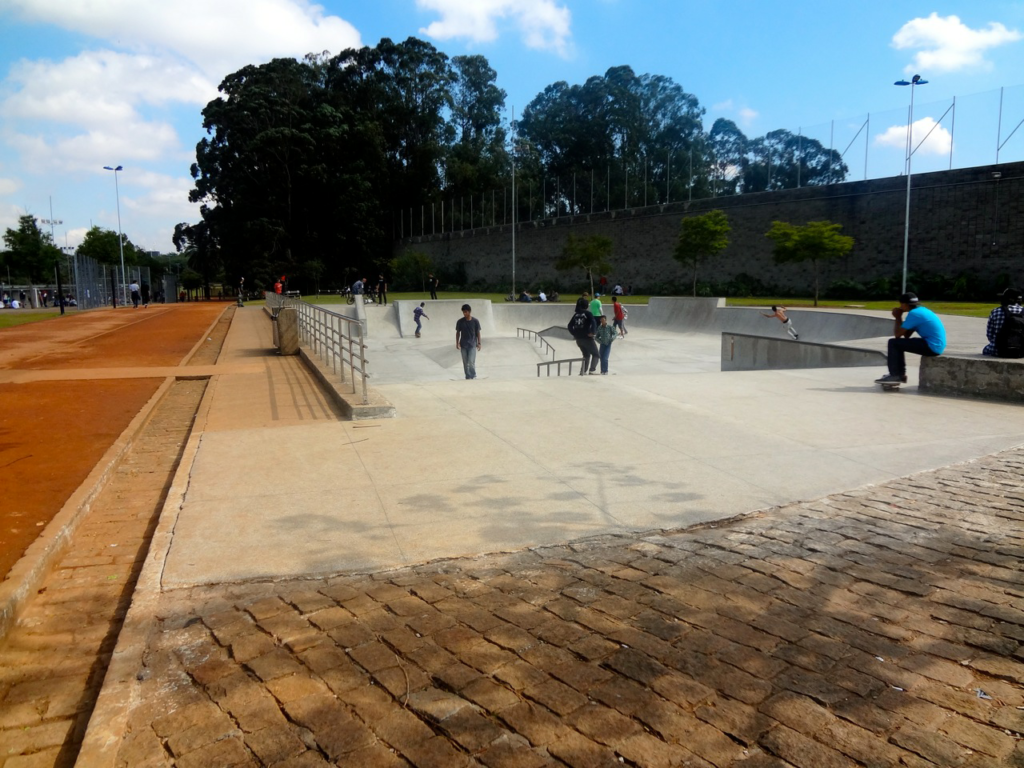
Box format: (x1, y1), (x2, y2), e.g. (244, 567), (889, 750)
(920, 355), (1024, 403)
(394, 161), (1024, 294)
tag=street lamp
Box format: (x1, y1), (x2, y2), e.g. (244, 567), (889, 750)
(40, 195), (64, 315)
(894, 74), (927, 293)
(103, 165), (127, 306)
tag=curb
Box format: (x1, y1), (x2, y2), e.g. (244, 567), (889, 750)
(75, 373), (219, 767)
(0, 376), (175, 641)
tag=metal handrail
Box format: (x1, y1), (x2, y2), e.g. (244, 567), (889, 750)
(517, 327), (557, 361)
(537, 358), (584, 377)
(266, 293), (369, 404)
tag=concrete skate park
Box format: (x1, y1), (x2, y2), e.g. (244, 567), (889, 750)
(160, 297), (1024, 588)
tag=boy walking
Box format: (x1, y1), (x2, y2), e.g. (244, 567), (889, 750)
(455, 304), (483, 379)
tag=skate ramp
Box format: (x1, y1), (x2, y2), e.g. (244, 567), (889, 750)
(721, 332), (888, 371)
(391, 299), (498, 339)
(632, 297), (892, 342)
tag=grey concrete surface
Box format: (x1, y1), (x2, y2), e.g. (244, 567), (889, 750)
(158, 300), (1024, 589)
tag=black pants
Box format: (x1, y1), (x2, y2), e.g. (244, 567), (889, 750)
(430, 288), (438, 300)
(378, 289), (387, 305)
(575, 338), (599, 373)
(887, 337), (937, 376)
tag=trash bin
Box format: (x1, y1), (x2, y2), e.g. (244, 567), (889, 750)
(277, 306), (299, 355)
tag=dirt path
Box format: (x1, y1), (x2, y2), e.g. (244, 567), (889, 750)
(0, 304), (234, 767)
(0, 304), (227, 579)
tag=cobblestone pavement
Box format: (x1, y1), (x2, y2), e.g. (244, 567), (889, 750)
(0, 308), (233, 768)
(113, 446), (1024, 767)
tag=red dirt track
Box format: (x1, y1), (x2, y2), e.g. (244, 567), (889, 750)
(0, 303), (227, 579)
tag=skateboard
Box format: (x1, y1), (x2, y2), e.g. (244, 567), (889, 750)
(878, 381), (901, 392)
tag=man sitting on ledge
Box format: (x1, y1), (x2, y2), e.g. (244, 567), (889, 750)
(983, 287), (1023, 358)
(876, 291), (946, 385)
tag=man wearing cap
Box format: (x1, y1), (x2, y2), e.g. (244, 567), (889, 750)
(876, 292), (946, 385)
(983, 287), (1023, 357)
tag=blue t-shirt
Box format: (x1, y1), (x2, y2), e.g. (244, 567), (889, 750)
(902, 306), (946, 354)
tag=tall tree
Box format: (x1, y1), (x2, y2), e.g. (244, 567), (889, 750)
(76, 226), (139, 266)
(766, 220), (854, 306)
(708, 119), (746, 196)
(556, 233), (613, 296)
(3, 215), (62, 283)
(673, 210), (731, 296)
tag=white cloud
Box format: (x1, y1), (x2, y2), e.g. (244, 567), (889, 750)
(738, 107), (759, 128)
(0, 178), (22, 196)
(4, 51), (217, 126)
(3, 0), (362, 78)
(875, 116), (952, 157)
(711, 99), (734, 112)
(417, 0), (572, 56)
(892, 13), (1022, 74)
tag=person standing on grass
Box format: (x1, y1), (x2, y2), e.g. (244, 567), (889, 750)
(595, 315), (617, 374)
(377, 274), (388, 305)
(455, 304), (482, 379)
(761, 305), (798, 340)
(413, 303), (429, 338)
(428, 274), (439, 300)
(612, 296), (628, 338)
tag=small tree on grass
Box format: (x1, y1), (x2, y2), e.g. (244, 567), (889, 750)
(765, 220), (854, 306)
(673, 210), (730, 297)
(556, 233), (613, 296)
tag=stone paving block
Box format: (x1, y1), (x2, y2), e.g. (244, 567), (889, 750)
(266, 672), (331, 703)
(759, 723), (858, 768)
(246, 648), (307, 682)
(477, 733), (556, 768)
(888, 722), (971, 766)
(522, 677), (586, 716)
(244, 724), (307, 764)
(695, 695), (772, 747)
(174, 735), (253, 768)
(565, 702), (643, 747)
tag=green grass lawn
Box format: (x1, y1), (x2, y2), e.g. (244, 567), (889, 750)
(298, 292), (994, 318)
(0, 309), (65, 329)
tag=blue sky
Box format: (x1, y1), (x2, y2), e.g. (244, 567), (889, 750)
(1, 0), (1023, 254)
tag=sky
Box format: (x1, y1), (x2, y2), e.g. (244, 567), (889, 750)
(1, 0), (1023, 254)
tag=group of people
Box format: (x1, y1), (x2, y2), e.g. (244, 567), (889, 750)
(412, 284), (1023, 383)
(128, 281), (150, 309)
(350, 275), (390, 304)
(874, 286), (1021, 384)
(567, 292), (629, 375)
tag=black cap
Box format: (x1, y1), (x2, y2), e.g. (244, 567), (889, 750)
(899, 292), (919, 305)
(998, 287), (1021, 302)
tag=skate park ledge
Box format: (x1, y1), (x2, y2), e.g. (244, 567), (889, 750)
(920, 354), (1024, 403)
(299, 344), (396, 420)
(721, 331), (887, 371)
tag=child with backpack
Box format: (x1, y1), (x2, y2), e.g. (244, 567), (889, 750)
(568, 298), (599, 374)
(983, 287), (1023, 358)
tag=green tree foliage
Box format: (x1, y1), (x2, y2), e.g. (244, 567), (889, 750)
(556, 233), (613, 295)
(673, 210), (731, 297)
(766, 220), (854, 306)
(390, 251), (435, 291)
(76, 226), (140, 266)
(3, 215), (62, 283)
(743, 130), (848, 192)
(518, 66), (705, 213)
(174, 221), (221, 298)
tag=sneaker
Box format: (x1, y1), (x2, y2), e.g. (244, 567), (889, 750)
(875, 373), (904, 384)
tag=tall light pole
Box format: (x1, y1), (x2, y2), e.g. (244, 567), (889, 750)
(894, 74), (927, 293)
(40, 196), (64, 314)
(103, 165), (126, 306)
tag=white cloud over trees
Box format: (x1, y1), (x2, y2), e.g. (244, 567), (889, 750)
(892, 13), (1022, 74)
